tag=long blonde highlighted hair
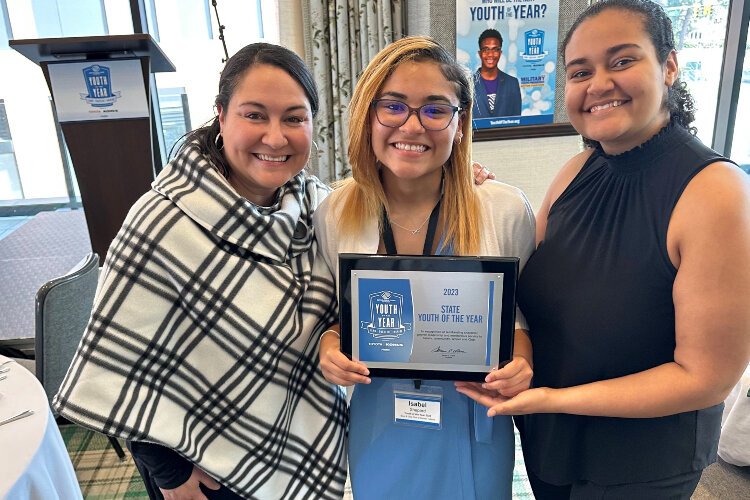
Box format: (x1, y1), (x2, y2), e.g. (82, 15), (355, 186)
(337, 36), (481, 255)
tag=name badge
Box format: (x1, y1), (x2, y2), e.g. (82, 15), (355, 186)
(393, 384), (442, 430)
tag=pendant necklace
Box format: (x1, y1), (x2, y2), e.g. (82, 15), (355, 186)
(388, 212), (432, 235)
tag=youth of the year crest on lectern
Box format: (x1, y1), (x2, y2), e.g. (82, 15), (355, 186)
(80, 65), (122, 107)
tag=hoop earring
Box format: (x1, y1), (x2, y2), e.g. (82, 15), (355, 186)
(215, 132), (224, 151)
(311, 140), (319, 156)
(455, 133), (463, 145)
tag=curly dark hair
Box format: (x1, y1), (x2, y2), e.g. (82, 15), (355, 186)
(561, 0), (697, 148)
(177, 43), (318, 178)
(479, 29), (503, 48)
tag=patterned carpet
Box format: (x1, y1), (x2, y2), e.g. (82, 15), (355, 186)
(0, 210), (92, 341)
(58, 424), (533, 499)
(54, 421), (750, 500)
(59, 425), (147, 499)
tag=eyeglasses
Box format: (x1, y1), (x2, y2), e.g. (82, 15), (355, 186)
(371, 99), (462, 131)
(479, 47), (501, 54)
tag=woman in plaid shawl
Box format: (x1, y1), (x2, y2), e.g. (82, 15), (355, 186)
(54, 44), (347, 499)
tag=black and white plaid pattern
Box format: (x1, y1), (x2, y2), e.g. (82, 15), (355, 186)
(54, 143), (348, 499)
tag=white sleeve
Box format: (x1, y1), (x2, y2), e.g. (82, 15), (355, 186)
(511, 190), (536, 331)
(312, 196), (339, 296)
(480, 182), (536, 331)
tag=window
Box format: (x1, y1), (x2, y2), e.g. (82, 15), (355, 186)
(1, 0), (11, 49)
(1, 0), (274, 204)
(145, 0), (272, 155)
(0, 100), (23, 199)
(147, 0), (212, 41)
(31, 0), (108, 37)
(662, 0), (730, 146)
(0, 0), (133, 204)
(730, 33), (750, 173)
(158, 87), (191, 155)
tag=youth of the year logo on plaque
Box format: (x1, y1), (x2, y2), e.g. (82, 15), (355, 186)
(357, 278), (414, 362)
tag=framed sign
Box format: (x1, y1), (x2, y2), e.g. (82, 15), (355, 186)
(339, 254), (518, 381)
(456, 0), (561, 131)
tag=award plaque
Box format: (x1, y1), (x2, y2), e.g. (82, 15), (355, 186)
(339, 254), (518, 381)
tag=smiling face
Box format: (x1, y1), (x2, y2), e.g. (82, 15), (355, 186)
(564, 9), (678, 155)
(370, 60), (463, 184)
(478, 37), (502, 72)
(218, 64), (312, 206)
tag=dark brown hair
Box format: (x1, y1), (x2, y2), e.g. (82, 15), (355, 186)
(562, 0), (696, 147)
(179, 43), (318, 176)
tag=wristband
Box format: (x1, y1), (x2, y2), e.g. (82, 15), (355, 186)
(319, 330), (340, 349)
(321, 329), (340, 341)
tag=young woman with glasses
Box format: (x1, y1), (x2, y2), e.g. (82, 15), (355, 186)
(314, 36), (536, 500)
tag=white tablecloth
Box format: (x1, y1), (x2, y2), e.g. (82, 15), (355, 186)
(719, 364), (750, 466)
(0, 355), (82, 499)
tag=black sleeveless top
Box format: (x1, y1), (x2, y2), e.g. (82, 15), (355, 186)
(517, 122), (728, 485)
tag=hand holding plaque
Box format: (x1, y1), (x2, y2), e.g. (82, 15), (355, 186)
(319, 329), (372, 386)
(339, 254), (519, 381)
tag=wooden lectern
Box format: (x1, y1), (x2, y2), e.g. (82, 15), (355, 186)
(10, 34), (175, 259)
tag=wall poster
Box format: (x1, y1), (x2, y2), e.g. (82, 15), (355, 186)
(456, 0), (560, 130)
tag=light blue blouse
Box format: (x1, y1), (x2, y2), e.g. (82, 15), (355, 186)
(348, 379), (514, 499)
(348, 241), (515, 500)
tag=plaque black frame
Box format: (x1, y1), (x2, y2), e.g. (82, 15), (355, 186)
(338, 253), (519, 381)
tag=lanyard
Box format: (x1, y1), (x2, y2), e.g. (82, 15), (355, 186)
(382, 199), (441, 391)
(381, 200), (442, 256)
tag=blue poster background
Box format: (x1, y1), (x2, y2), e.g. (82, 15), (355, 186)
(456, 0), (559, 129)
(357, 278), (414, 362)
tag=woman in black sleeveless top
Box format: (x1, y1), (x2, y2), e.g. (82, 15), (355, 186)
(456, 1), (750, 497)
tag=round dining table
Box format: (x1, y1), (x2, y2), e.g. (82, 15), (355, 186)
(0, 355), (82, 499)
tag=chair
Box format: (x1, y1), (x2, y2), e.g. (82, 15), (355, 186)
(35, 252), (126, 460)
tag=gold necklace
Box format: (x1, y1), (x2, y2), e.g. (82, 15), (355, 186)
(388, 212), (431, 235)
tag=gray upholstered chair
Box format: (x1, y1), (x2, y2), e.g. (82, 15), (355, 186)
(35, 252), (125, 460)
(35, 252), (98, 404)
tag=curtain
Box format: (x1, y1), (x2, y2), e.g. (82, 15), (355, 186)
(302, 0), (404, 183)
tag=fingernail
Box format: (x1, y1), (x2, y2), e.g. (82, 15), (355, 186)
(488, 410), (496, 417)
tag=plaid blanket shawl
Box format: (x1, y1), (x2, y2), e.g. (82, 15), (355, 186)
(54, 143), (348, 499)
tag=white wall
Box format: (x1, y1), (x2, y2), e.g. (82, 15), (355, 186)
(473, 134), (582, 212)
